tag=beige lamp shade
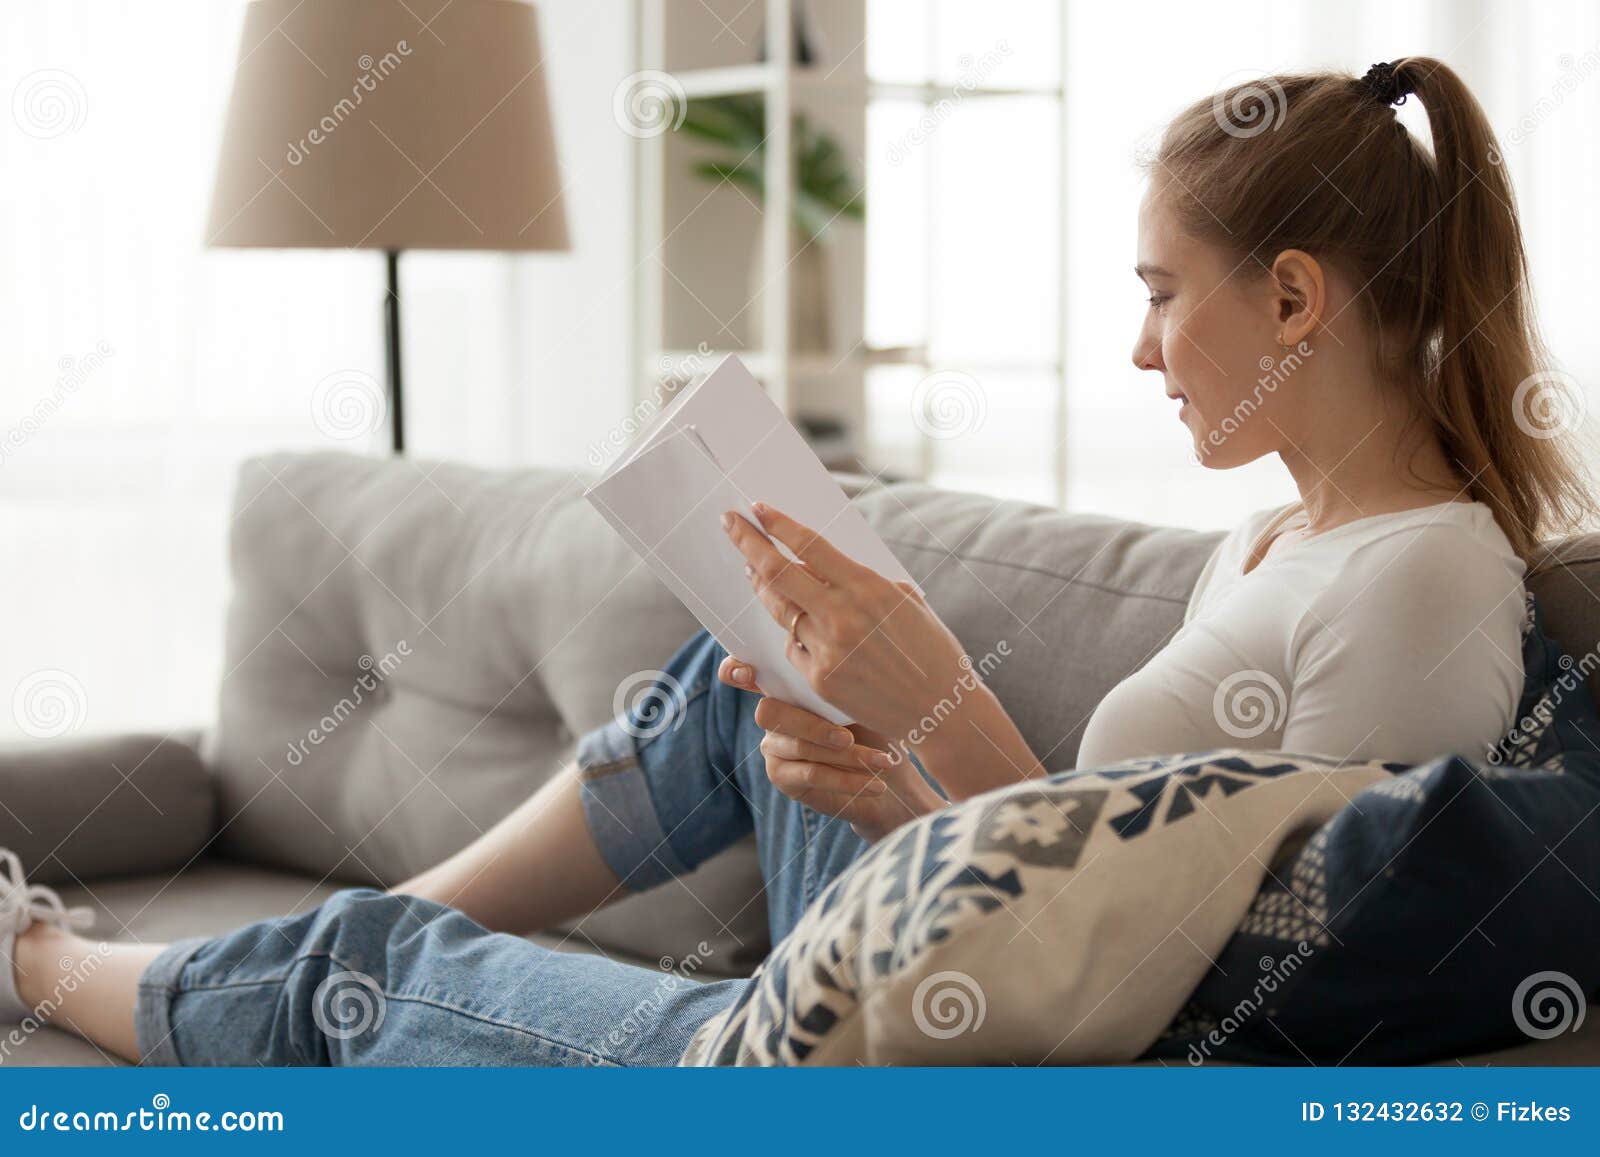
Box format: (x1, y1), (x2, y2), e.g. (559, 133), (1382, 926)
(207, 0), (567, 250)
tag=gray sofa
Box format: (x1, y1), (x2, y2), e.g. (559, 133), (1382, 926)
(5, 451), (1599, 1066)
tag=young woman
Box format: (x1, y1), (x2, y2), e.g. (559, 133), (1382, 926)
(3, 57), (1592, 1066)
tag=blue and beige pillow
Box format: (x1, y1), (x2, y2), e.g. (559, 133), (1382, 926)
(680, 749), (1398, 1065)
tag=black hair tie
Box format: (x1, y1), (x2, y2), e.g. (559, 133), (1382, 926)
(1360, 61), (1415, 106)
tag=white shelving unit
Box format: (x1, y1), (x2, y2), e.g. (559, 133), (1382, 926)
(631, 0), (1070, 498)
(634, 0), (811, 424)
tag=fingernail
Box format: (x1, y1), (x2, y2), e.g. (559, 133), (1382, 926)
(744, 564), (754, 580)
(867, 750), (894, 770)
(731, 665), (749, 685)
(752, 501), (770, 518)
(828, 728), (853, 749)
(721, 512), (733, 531)
(863, 779), (888, 795)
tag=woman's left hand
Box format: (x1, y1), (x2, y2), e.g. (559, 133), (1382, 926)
(721, 501), (975, 741)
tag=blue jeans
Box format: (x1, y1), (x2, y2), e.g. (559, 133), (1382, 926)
(134, 631), (874, 1066)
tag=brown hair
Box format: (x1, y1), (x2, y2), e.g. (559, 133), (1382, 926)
(1149, 57), (1593, 559)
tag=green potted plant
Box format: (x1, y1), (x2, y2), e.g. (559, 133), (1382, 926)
(676, 95), (865, 354)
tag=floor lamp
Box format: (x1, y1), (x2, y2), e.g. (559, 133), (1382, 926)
(206, 0), (568, 453)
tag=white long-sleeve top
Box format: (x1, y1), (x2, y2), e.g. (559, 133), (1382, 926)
(1077, 501), (1526, 768)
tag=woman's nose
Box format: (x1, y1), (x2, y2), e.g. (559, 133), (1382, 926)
(1132, 333), (1164, 373)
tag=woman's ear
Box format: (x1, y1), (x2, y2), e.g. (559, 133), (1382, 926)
(1268, 248), (1326, 347)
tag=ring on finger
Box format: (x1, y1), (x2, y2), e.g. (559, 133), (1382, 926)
(787, 606), (807, 650)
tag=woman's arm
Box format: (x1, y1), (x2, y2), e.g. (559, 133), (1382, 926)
(1280, 534), (1525, 763)
(904, 680), (1049, 801)
(722, 503), (1048, 801)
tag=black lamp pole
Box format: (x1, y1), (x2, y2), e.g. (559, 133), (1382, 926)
(383, 248), (406, 454)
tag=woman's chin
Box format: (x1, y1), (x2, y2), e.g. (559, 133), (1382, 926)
(1190, 426), (1263, 470)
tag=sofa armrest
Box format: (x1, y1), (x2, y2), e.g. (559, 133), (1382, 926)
(0, 732), (215, 885)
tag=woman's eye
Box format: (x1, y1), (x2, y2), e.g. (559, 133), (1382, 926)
(1146, 294), (1171, 312)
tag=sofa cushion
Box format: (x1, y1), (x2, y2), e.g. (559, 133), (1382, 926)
(209, 453), (768, 970)
(0, 732), (213, 885)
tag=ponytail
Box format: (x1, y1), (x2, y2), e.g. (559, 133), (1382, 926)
(1391, 57), (1591, 558)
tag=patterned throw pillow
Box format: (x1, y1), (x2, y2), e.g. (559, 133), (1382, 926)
(679, 751), (1398, 1066)
(1151, 594), (1600, 1064)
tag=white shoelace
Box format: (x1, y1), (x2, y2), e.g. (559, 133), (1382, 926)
(0, 850), (94, 937)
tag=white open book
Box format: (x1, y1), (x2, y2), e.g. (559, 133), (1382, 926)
(584, 355), (914, 724)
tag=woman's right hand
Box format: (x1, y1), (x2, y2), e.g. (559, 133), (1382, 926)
(717, 656), (945, 843)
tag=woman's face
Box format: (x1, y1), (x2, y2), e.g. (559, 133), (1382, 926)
(1131, 184), (1288, 468)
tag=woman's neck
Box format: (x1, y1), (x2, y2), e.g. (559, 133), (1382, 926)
(1276, 388), (1464, 532)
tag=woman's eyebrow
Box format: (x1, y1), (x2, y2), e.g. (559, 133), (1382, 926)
(1134, 263), (1173, 281)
